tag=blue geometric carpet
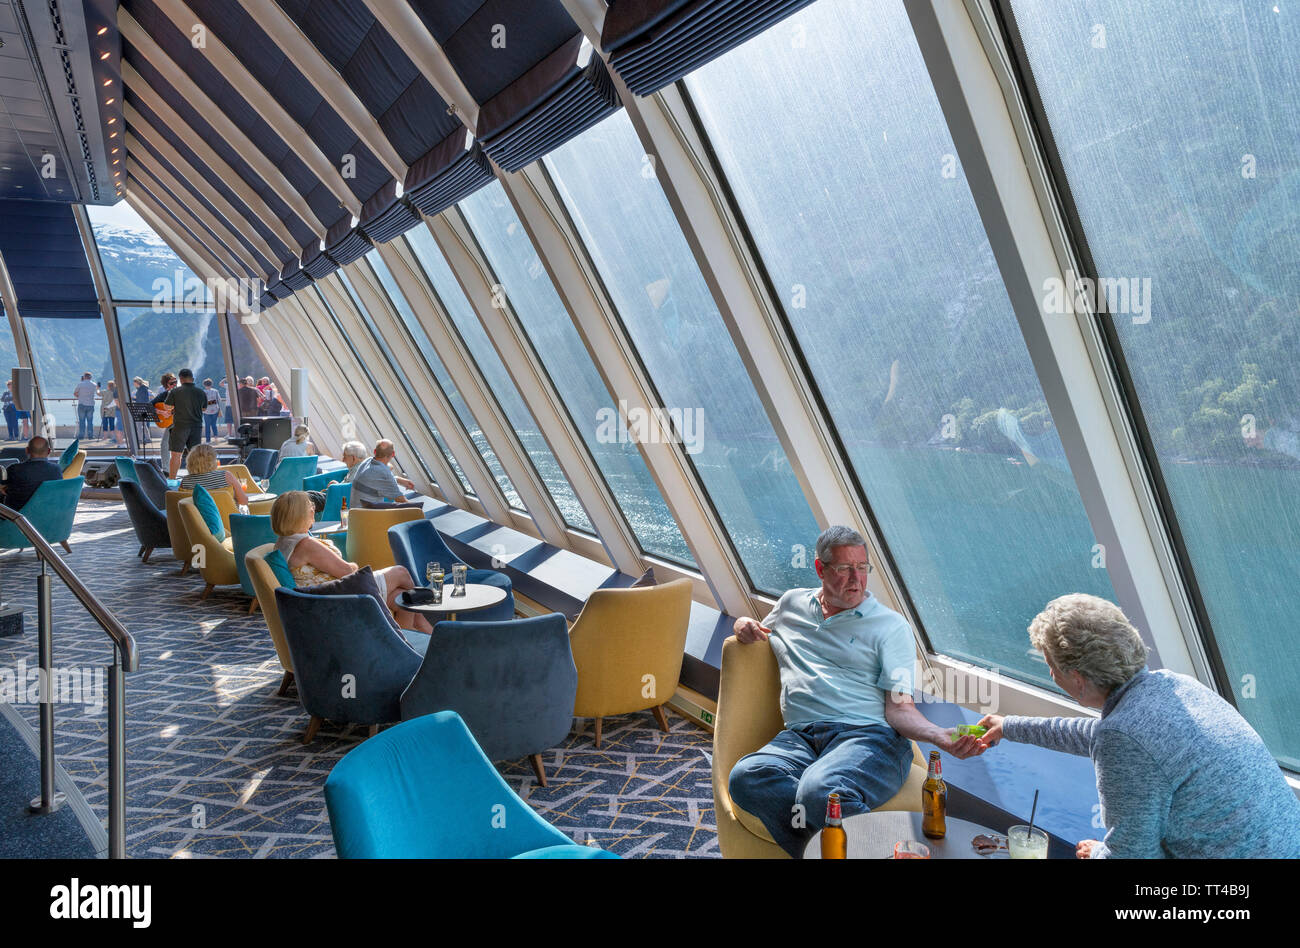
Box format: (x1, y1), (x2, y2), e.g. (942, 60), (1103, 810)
(0, 501), (718, 858)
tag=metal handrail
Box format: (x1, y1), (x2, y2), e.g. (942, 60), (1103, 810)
(0, 501), (138, 858)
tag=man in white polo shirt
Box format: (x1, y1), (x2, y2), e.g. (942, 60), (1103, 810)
(73, 372), (98, 441)
(728, 525), (985, 857)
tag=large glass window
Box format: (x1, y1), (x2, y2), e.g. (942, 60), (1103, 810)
(685, 0), (1115, 684)
(1010, 0), (1300, 766)
(312, 281), (440, 486)
(118, 306), (227, 443)
(24, 317), (117, 445)
(226, 313), (270, 391)
(87, 201), (206, 303)
(361, 252), (521, 509)
(0, 306), (29, 444)
(405, 228), (593, 532)
(546, 111), (820, 595)
(460, 183), (694, 566)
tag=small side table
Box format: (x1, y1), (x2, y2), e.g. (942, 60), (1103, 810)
(398, 582), (507, 623)
(804, 811), (1004, 859)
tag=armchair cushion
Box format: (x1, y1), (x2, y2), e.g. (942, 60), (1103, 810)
(192, 484), (225, 542)
(263, 549), (296, 589)
(59, 439), (79, 470)
(301, 565), (401, 635)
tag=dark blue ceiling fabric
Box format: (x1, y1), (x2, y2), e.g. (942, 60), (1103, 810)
(0, 201), (101, 318)
(477, 37), (621, 173)
(302, 241), (340, 281)
(274, 0), (461, 166)
(280, 261), (313, 292)
(125, 52), (318, 252)
(358, 182), (421, 244)
(129, 131), (278, 278)
(258, 290), (280, 311)
(409, 0), (580, 103)
(126, 91), (295, 267)
(602, 0), (817, 95)
(326, 216), (372, 268)
(404, 131), (494, 218)
(123, 0), (361, 238)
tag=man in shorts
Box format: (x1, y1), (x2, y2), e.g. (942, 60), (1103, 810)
(164, 368), (209, 477)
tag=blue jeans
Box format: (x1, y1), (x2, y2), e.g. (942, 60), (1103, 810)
(77, 403), (95, 440)
(729, 722), (912, 858)
(203, 414), (218, 441)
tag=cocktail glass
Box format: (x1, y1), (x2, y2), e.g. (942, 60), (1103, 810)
(1007, 825), (1048, 859)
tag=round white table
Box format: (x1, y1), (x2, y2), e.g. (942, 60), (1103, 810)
(309, 520), (346, 537)
(398, 582), (507, 622)
(803, 811), (1005, 859)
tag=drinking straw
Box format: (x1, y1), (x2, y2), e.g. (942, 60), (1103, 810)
(1026, 789), (1040, 840)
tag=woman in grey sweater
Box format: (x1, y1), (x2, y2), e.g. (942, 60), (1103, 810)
(979, 593), (1300, 858)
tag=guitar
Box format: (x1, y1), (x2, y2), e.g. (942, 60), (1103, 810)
(154, 403), (174, 429)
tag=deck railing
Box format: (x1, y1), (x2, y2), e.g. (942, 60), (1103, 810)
(0, 502), (138, 858)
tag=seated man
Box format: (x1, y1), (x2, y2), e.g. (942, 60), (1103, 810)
(978, 593), (1300, 858)
(728, 525), (983, 858)
(336, 441), (367, 484)
(349, 439), (416, 506)
(1, 436), (62, 511)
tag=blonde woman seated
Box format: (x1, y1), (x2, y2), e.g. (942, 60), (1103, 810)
(279, 424), (316, 459)
(179, 443), (248, 505)
(269, 491), (432, 634)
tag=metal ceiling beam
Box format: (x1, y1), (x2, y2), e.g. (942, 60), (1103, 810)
(558, 0), (608, 48)
(231, 0), (408, 182)
(122, 61), (301, 255)
(124, 187), (228, 285)
(119, 7), (327, 237)
(359, 0), (480, 133)
(127, 138), (270, 280)
(126, 102), (281, 271)
(152, 0), (362, 216)
(127, 169), (249, 281)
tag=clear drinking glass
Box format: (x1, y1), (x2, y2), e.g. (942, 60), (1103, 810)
(1007, 825), (1048, 859)
(893, 840), (930, 859)
(451, 563), (467, 597)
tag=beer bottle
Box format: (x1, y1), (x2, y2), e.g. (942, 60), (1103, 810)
(821, 791), (847, 859)
(922, 750), (947, 840)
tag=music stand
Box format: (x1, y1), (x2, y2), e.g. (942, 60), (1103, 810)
(125, 403), (157, 462)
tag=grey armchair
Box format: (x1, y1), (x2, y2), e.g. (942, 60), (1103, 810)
(399, 613), (577, 786)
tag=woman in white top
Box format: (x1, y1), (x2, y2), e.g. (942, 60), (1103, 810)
(278, 424), (316, 458)
(270, 492), (432, 633)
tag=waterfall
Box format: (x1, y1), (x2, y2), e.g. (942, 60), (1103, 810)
(184, 311), (216, 378)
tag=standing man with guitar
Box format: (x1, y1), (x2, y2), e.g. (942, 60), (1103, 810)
(163, 369), (209, 478)
(151, 373), (177, 468)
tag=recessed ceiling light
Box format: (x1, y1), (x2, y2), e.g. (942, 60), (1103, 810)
(109, 132), (117, 138)
(100, 51), (110, 60)
(107, 118), (116, 124)
(97, 27), (108, 36)
(103, 79), (112, 87)
(111, 148), (119, 154)
(105, 98), (115, 105)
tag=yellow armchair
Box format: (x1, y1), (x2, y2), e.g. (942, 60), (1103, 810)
(178, 498), (238, 599)
(345, 506), (423, 573)
(246, 542), (294, 697)
(711, 635), (927, 858)
(219, 463), (255, 490)
(62, 450), (86, 479)
(165, 486), (272, 574)
(570, 578), (692, 748)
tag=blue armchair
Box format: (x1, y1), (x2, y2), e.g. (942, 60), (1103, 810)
(132, 460), (172, 509)
(400, 614), (577, 786)
(0, 477), (83, 554)
(275, 587), (424, 745)
(230, 513), (278, 610)
(387, 519), (514, 623)
(301, 470), (335, 493)
(324, 711), (619, 859)
(244, 448), (278, 480)
(267, 455), (320, 495)
(114, 456), (137, 483)
(119, 480), (170, 563)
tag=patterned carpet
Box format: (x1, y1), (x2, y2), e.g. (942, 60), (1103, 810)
(0, 501), (718, 858)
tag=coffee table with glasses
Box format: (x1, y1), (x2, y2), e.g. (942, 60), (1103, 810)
(396, 563), (507, 623)
(804, 811), (1009, 859)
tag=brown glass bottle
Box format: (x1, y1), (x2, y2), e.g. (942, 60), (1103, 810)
(821, 792), (847, 859)
(921, 751), (947, 840)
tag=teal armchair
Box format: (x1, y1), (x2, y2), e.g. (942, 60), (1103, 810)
(230, 513), (278, 611)
(267, 455), (319, 495)
(0, 477), (83, 554)
(324, 711), (620, 859)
